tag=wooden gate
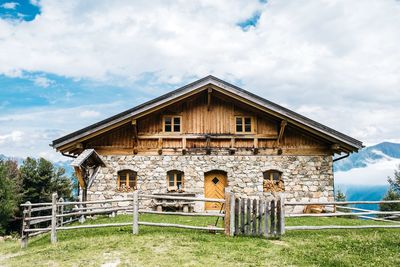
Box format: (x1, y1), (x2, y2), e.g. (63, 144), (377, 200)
(204, 171), (227, 210)
(233, 195), (285, 238)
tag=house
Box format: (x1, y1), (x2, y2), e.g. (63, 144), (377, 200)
(51, 76), (362, 212)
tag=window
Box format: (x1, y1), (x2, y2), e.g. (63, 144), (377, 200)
(167, 170), (184, 191)
(236, 116), (252, 133)
(117, 170), (137, 191)
(263, 170), (284, 192)
(163, 116), (181, 133)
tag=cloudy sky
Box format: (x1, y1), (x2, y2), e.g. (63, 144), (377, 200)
(1, 0), (400, 162)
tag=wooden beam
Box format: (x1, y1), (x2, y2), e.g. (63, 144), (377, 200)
(138, 134), (278, 140)
(207, 88), (212, 111)
(276, 120), (287, 147)
(132, 119), (138, 154)
(253, 137), (259, 155)
(331, 143), (340, 151)
(182, 137), (187, 155)
(74, 167), (86, 188)
(158, 138), (163, 155)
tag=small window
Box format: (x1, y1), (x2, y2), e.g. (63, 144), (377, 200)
(167, 170), (184, 192)
(236, 116), (252, 133)
(117, 170), (137, 191)
(164, 116), (181, 133)
(263, 170), (284, 192)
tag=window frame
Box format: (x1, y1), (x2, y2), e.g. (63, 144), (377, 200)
(117, 170), (137, 192)
(162, 115), (182, 133)
(263, 170), (284, 192)
(235, 116), (254, 134)
(166, 170), (184, 192)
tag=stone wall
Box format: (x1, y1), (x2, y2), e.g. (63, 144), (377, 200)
(87, 155), (334, 213)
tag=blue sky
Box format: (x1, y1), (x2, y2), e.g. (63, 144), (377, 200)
(1, 0), (400, 162)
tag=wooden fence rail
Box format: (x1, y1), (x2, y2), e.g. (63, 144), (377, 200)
(284, 198), (400, 231)
(20, 190), (284, 248)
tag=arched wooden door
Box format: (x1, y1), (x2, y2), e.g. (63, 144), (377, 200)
(204, 171), (227, 210)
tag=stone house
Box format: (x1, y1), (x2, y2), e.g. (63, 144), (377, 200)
(51, 76), (362, 212)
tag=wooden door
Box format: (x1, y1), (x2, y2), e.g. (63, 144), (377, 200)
(204, 171), (227, 210)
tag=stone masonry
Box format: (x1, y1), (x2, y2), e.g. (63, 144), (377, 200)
(87, 155), (334, 213)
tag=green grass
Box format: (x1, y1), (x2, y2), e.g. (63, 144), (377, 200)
(1, 215), (399, 267)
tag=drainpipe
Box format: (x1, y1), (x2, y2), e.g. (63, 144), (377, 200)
(333, 153), (350, 162)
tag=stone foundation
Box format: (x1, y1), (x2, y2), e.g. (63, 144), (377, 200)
(87, 155), (334, 213)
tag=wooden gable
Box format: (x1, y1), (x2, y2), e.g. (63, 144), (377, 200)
(53, 76), (362, 156)
(63, 89), (332, 156)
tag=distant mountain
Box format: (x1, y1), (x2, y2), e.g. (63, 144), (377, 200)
(335, 184), (389, 211)
(334, 142), (400, 172)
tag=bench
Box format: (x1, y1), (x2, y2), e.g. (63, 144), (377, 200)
(151, 193), (196, 212)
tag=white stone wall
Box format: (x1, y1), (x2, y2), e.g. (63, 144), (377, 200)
(87, 155), (334, 213)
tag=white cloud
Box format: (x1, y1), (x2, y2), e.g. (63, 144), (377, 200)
(33, 76), (54, 88)
(1, 2), (19, 10)
(335, 158), (400, 185)
(79, 110), (100, 118)
(0, 130), (24, 144)
(0, 102), (122, 161)
(1, 0), (400, 158)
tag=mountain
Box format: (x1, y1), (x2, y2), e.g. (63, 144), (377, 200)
(335, 184), (389, 211)
(334, 142), (400, 172)
(333, 142), (400, 185)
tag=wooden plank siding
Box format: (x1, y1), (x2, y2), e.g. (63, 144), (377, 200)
(68, 90), (332, 156)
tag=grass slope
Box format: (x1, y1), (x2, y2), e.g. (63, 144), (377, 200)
(1, 215), (399, 267)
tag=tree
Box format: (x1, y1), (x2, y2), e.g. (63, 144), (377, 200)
(19, 157), (73, 204)
(0, 160), (19, 234)
(335, 189), (346, 202)
(380, 165), (400, 216)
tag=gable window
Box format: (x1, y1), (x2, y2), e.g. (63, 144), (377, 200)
(236, 116), (252, 133)
(263, 170), (284, 192)
(163, 116), (181, 133)
(167, 170), (184, 192)
(117, 170), (137, 191)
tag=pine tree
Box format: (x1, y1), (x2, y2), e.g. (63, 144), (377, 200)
(19, 157), (73, 204)
(380, 165), (400, 216)
(0, 160), (19, 234)
(335, 189), (346, 202)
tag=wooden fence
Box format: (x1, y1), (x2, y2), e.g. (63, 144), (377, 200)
(284, 199), (400, 231)
(22, 192), (400, 247)
(20, 191), (284, 247)
(233, 194), (284, 238)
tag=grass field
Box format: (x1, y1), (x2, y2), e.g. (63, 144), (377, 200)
(1, 214), (399, 267)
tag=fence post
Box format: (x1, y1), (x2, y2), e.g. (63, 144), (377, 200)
(264, 200), (269, 239)
(132, 190), (139, 235)
(58, 198), (64, 227)
(51, 193), (58, 244)
(229, 193), (235, 236)
(270, 199), (276, 237)
(234, 197), (239, 236)
(279, 193), (285, 235)
(79, 193), (85, 223)
(224, 190), (231, 236)
(20, 201), (31, 248)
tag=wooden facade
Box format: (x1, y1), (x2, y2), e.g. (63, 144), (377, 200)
(59, 89), (335, 156)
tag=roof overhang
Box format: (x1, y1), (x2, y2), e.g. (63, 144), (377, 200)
(52, 75), (363, 152)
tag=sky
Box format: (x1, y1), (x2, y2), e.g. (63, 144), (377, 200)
(1, 0), (400, 163)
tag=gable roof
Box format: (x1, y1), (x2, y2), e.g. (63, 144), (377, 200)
(52, 75), (363, 151)
(70, 149), (105, 168)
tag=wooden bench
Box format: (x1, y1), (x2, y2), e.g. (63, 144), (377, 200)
(152, 193), (196, 212)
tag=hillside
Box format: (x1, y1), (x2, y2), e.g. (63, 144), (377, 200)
(1, 215), (399, 267)
(334, 142), (400, 172)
